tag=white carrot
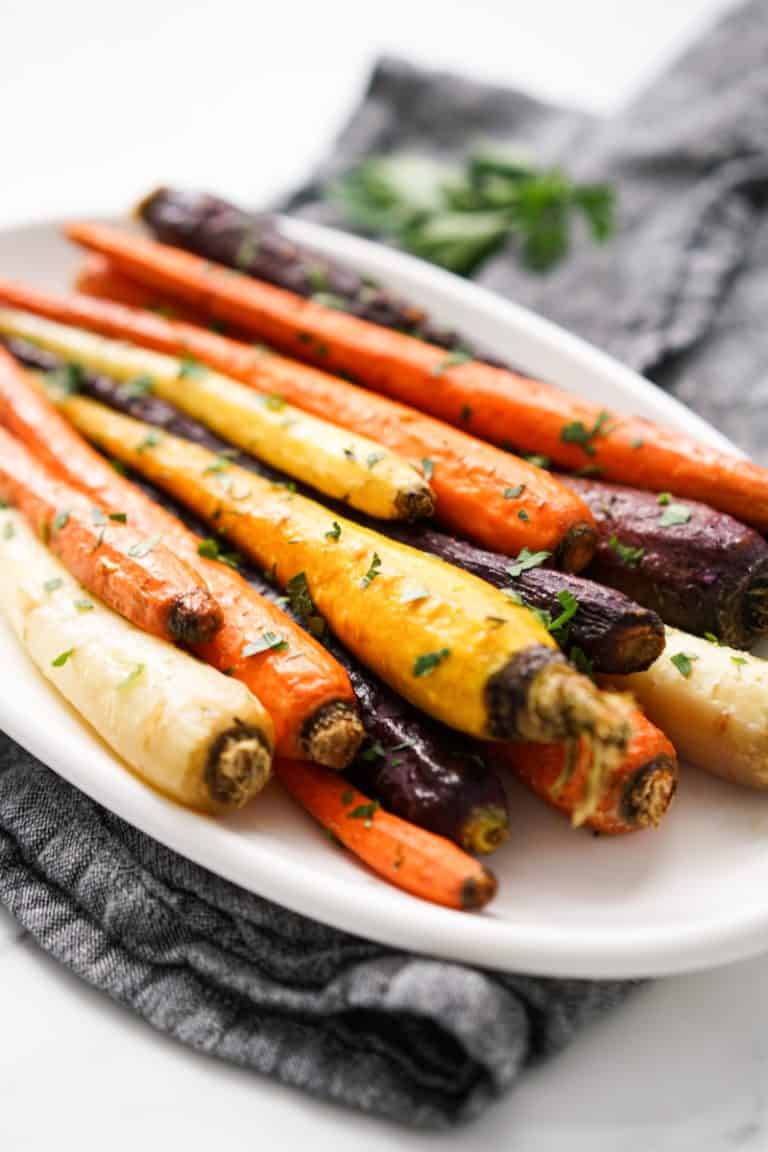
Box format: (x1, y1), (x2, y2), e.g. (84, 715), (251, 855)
(0, 509), (274, 811)
(608, 626), (768, 788)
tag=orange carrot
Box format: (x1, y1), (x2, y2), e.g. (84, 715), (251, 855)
(275, 759), (497, 910)
(65, 222), (768, 531)
(492, 710), (677, 834)
(0, 425), (223, 647)
(0, 346), (362, 768)
(0, 276), (597, 570)
(76, 254), (240, 331)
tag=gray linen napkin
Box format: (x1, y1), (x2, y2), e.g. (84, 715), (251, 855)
(1, 0), (766, 1128)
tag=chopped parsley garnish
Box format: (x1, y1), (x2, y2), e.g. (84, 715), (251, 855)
(659, 502), (691, 528)
(312, 292), (349, 311)
(136, 431), (163, 454)
(503, 483), (526, 499)
(550, 589), (579, 634)
(325, 521), (342, 541)
(366, 451), (385, 470)
(657, 492), (671, 506)
(196, 538), (240, 568)
(731, 655), (748, 669)
(117, 663), (144, 690)
(74, 599), (94, 612)
(459, 404), (473, 424)
(704, 632), (720, 645)
(560, 410), (611, 456)
(421, 458), (434, 481)
(360, 741), (385, 762)
(485, 615), (507, 628)
(359, 552), (382, 589)
(507, 547), (551, 578)
(286, 571), (325, 637)
(343, 447), (356, 462)
(670, 651), (698, 679)
(122, 374), (154, 397)
(52, 509), (70, 534)
(109, 512), (127, 523)
(43, 577), (64, 593)
(431, 350), (472, 377)
(242, 632), (289, 657)
(341, 789), (355, 807)
(110, 459), (127, 475)
(413, 648), (450, 677)
(503, 587), (524, 605)
(127, 533), (163, 558)
(569, 645), (594, 677)
(400, 584), (430, 604)
(517, 508), (529, 521)
(631, 438), (644, 449)
(52, 648), (75, 667)
(177, 356), (206, 380)
(1, 520), (14, 540)
(260, 393), (286, 411)
(48, 362), (83, 395)
(608, 535), (644, 568)
(236, 228), (258, 268)
(307, 264), (329, 293)
(348, 801), (380, 828)
(523, 453), (551, 468)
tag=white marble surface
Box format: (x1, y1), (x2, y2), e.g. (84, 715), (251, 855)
(0, 0), (761, 1148)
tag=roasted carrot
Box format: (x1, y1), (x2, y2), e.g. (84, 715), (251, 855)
(6, 270), (597, 570)
(64, 222), (768, 532)
(492, 710), (677, 833)
(0, 347), (362, 768)
(77, 253), (213, 325)
(0, 309), (433, 523)
(0, 425), (223, 648)
(275, 759), (497, 909)
(55, 392), (638, 826)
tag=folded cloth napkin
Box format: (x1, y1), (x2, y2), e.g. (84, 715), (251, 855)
(1, 0), (767, 1129)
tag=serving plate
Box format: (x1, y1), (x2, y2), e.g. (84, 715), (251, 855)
(1, 216), (767, 980)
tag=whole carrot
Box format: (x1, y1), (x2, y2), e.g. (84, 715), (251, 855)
(0, 274), (596, 570)
(491, 710), (677, 833)
(275, 759), (497, 910)
(0, 425), (222, 648)
(65, 221), (768, 531)
(0, 347), (363, 769)
(77, 253), (214, 326)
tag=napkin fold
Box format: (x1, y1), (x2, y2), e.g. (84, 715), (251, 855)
(1, 0), (767, 1128)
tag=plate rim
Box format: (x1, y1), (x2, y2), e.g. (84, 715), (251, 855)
(0, 214), (763, 980)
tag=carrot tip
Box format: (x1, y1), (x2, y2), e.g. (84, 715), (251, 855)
(622, 756), (677, 828)
(461, 866), (498, 910)
(205, 724), (273, 808)
(303, 700), (365, 771)
(460, 804), (510, 855)
(395, 485), (436, 522)
(555, 521), (598, 574)
(168, 587), (224, 648)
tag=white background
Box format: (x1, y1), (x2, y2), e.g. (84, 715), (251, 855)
(1, 1), (763, 1150)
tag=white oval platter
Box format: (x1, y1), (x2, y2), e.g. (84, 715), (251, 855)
(0, 216), (766, 980)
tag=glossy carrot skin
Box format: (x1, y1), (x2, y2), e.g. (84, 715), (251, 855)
(0, 347), (359, 765)
(21, 258), (596, 569)
(64, 222), (768, 532)
(275, 760), (497, 910)
(0, 425), (222, 646)
(492, 711), (677, 834)
(77, 254), (214, 325)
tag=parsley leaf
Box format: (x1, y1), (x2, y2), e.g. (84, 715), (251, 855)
(127, 533), (163, 558)
(413, 648), (450, 677)
(325, 521), (342, 541)
(608, 535), (644, 568)
(117, 663), (144, 690)
(670, 651), (698, 679)
(421, 458), (434, 481)
(44, 577), (64, 593)
(360, 552), (382, 589)
(506, 547), (551, 578)
(560, 410), (611, 456)
(431, 350), (472, 376)
(52, 648), (75, 667)
(659, 503), (691, 528)
(177, 356), (207, 380)
(503, 483), (526, 499)
(242, 632), (289, 657)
